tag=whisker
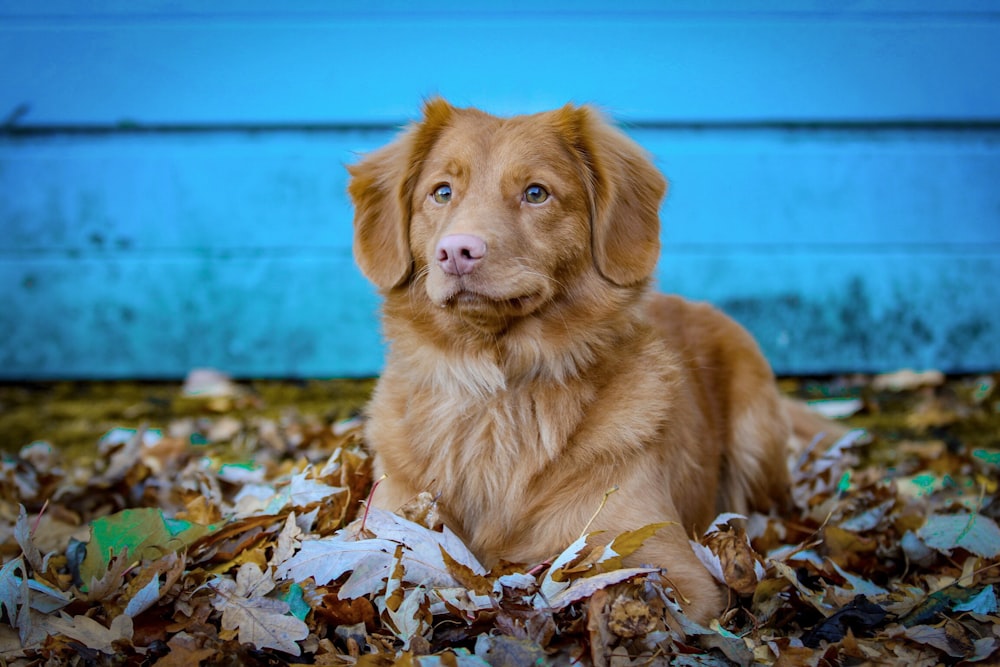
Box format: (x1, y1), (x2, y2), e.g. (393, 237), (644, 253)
(406, 265), (431, 307)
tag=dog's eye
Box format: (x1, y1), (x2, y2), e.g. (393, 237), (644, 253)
(524, 184), (549, 204)
(432, 184), (452, 204)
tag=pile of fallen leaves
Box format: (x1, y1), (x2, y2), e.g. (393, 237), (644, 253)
(1, 370), (999, 665)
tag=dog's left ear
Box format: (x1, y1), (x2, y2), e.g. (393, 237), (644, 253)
(557, 106), (667, 286)
(348, 98), (455, 290)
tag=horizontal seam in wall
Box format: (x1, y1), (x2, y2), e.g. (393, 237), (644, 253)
(1, 11), (999, 26)
(5, 120), (1000, 138)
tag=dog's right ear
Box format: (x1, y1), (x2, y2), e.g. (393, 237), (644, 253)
(555, 105), (666, 287)
(348, 98), (454, 290)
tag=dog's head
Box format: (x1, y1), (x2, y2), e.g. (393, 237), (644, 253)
(348, 99), (666, 330)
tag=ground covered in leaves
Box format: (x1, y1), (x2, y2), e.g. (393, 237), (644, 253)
(1, 370), (999, 665)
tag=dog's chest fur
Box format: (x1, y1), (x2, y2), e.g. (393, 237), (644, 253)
(366, 315), (677, 561)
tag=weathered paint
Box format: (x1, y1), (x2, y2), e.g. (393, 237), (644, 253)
(3, 249), (995, 377)
(1, 2), (998, 378)
(3, 3), (999, 124)
(660, 253), (1000, 373)
(2, 255), (382, 378)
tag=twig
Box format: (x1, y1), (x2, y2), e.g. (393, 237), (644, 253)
(30, 498), (49, 537)
(578, 486), (619, 540)
(358, 474), (387, 537)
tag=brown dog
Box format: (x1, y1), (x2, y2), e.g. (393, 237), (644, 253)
(348, 99), (808, 622)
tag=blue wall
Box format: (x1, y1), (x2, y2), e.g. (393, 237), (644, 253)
(2, 1), (999, 378)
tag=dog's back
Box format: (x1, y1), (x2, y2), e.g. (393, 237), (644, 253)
(645, 294), (792, 517)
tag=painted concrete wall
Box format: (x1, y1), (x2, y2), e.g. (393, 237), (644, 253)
(2, 2), (998, 378)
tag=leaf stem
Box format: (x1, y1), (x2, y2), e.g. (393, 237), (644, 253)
(578, 486), (619, 540)
(358, 474), (387, 537)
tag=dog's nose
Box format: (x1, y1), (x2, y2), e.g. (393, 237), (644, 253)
(436, 234), (486, 276)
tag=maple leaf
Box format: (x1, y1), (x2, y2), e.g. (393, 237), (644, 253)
(210, 563), (308, 655)
(276, 537), (398, 597)
(6, 374), (999, 664)
(277, 509), (486, 600)
(259, 468), (347, 515)
(218, 593), (308, 655)
(359, 508), (486, 576)
(233, 559), (276, 598)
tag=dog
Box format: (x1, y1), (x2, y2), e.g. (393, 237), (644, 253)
(348, 99), (822, 622)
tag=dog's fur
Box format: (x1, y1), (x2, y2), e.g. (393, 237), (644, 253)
(348, 99), (817, 622)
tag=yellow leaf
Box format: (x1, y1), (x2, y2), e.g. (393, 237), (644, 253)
(439, 546), (493, 596)
(596, 522), (673, 573)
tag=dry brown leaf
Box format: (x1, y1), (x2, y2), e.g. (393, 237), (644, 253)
(872, 369), (945, 392)
(316, 591), (377, 629)
(45, 613), (133, 654)
(211, 563), (309, 655)
(78, 548), (134, 603)
(396, 491), (442, 530)
(3, 376), (999, 664)
(150, 631), (218, 667)
(608, 596), (655, 638)
(702, 526), (764, 596)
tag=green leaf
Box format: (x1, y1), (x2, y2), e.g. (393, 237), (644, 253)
(282, 583), (311, 622)
(80, 508), (216, 586)
(972, 449), (1000, 467)
(954, 585), (997, 614)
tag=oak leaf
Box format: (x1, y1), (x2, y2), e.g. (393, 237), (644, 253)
(45, 612), (133, 654)
(210, 563), (308, 655)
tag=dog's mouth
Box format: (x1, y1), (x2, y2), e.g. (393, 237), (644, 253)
(443, 289), (543, 316)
